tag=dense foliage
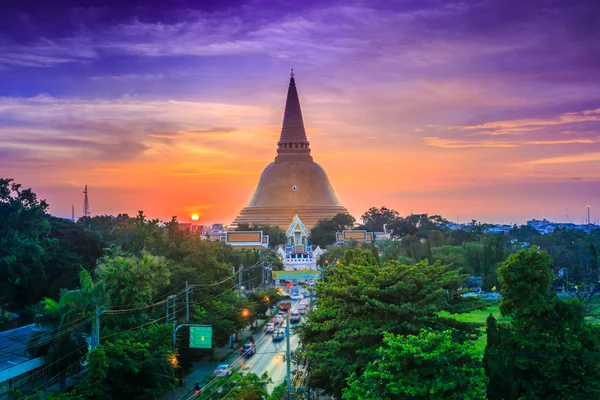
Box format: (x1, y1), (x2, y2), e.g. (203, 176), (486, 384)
(345, 330), (487, 399)
(298, 250), (484, 398)
(483, 249), (600, 400)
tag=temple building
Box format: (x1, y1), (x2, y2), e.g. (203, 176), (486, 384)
(220, 231), (269, 250)
(276, 214), (324, 271)
(231, 71), (348, 230)
(335, 230), (374, 244)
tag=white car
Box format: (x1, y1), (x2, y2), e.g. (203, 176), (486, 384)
(290, 293), (302, 300)
(264, 322), (275, 333)
(214, 364), (232, 377)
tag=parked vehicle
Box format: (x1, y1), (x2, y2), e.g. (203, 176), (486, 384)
(272, 328), (286, 341)
(214, 364), (232, 377)
(290, 311), (301, 323)
(240, 342), (255, 357)
(264, 322), (275, 333)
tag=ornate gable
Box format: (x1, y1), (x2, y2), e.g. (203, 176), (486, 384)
(286, 214), (309, 238)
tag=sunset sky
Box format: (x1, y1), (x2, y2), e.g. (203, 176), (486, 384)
(1, 0), (599, 225)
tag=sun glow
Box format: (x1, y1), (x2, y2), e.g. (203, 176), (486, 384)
(191, 214), (199, 221)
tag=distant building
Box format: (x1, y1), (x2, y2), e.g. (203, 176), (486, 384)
(527, 218), (598, 235)
(177, 223), (205, 234)
(276, 214), (324, 271)
(220, 231), (269, 250)
(336, 230), (374, 244)
(373, 224), (392, 242)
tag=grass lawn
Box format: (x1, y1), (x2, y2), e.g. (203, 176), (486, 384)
(439, 301), (510, 356)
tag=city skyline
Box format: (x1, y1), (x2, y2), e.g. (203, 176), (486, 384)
(1, 0), (599, 225)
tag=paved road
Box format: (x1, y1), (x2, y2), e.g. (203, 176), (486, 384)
(188, 297), (306, 395)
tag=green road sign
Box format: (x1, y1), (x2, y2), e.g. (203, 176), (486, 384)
(190, 326), (212, 349)
(272, 270), (320, 281)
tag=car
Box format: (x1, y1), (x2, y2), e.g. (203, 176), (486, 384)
(277, 311), (286, 316)
(308, 280), (315, 286)
(299, 299), (309, 306)
(240, 342), (255, 357)
(272, 328), (285, 341)
(290, 293), (302, 300)
(298, 307), (306, 315)
(264, 322), (275, 333)
(214, 364), (232, 377)
(273, 315), (284, 325)
(290, 311), (301, 323)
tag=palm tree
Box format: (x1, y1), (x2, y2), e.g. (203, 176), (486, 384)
(27, 269), (105, 390)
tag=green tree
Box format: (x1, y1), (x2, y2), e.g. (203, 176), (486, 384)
(96, 250), (170, 309)
(0, 178), (58, 313)
(310, 219), (337, 247)
(345, 330), (487, 399)
(100, 324), (177, 398)
(199, 371), (271, 399)
(483, 249), (600, 400)
(28, 270), (103, 379)
(310, 213), (356, 247)
(361, 206), (399, 232)
(299, 255), (484, 397)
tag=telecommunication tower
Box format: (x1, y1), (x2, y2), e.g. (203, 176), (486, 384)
(72, 204), (75, 222)
(83, 185), (90, 218)
(587, 206), (591, 225)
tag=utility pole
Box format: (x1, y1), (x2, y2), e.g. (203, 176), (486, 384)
(248, 270), (251, 292)
(286, 312), (291, 399)
(92, 306), (104, 350)
(262, 266), (265, 288)
(185, 281), (190, 323)
(239, 264), (243, 296)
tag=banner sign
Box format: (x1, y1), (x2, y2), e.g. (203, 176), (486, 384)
(272, 270), (320, 281)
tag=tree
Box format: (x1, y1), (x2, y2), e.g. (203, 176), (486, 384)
(96, 250), (170, 309)
(361, 206), (399, 232)
(483, 249), (600, 399)
(345, 330), (487, 399)
(298, 255), (484, 398)
(310, 219), (337, 247)
(310, 213), (356, 248)
(198, 371), (271, 399)
(27, 270), (103, 380)
(100, 324), (177, 398)
(0, 178), (58, 314)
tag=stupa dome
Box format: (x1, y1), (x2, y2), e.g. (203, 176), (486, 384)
(231, 71), (348, 229)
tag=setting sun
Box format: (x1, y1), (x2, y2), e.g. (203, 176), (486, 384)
(191, 214), (199, 221)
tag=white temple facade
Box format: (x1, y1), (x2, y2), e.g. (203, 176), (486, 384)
(277, 214), (324, 271)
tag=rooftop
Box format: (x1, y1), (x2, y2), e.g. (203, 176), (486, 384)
(0, 324), (40, 371)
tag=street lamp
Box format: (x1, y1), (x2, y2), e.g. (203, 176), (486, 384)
(241, 309), (250, 317)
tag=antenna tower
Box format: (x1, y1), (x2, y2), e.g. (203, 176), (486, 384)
(587, 206), (591, 225)
(72, 204), (75, 222)
(83, 185), (90, 218)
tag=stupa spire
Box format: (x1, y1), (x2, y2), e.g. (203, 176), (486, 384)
(276, 69), (311, 161)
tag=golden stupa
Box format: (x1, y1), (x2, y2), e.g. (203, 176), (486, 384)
(232, 71), (348, 230)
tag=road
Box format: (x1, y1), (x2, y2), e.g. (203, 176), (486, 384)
(189, 296), (307, 395)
